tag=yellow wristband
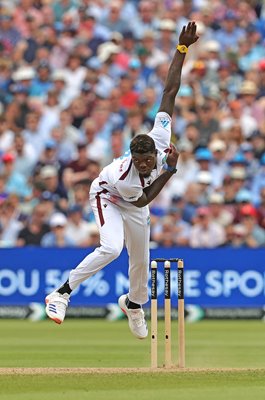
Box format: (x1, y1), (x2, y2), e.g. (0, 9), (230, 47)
(176, 44), (188, 54)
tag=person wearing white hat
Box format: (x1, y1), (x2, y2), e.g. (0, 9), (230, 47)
(157, 19), (177, 56)
(209, 139), (228, 189)
(41, 212), (74, 247)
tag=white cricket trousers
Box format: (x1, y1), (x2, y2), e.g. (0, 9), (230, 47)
(69, 195), (150, 305)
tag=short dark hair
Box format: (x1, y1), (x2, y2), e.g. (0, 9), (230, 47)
(130, 134), (156, 154)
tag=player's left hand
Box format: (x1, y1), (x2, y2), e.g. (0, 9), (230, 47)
(166, 143), (179, 168)
(179, 21), (199, 47)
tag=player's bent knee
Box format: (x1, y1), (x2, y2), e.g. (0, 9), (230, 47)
(101, 245), (123, 260)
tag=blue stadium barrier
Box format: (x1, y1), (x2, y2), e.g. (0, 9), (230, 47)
(0, 247), (264, 308)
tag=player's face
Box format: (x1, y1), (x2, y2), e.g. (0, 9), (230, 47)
(132, 151), (157, 177)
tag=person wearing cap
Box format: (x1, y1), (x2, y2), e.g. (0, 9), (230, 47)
(189, 206), (226, 248)
(209, 139), (228, 189)
(30, 61), (53, 99)
(239, 80), (265, 128)
(39, 165), (68, 209)
(33, 138), (61, 178)
(239, 204), (265, 247)
(125, 58), (148, 94)
(41, 212), (74, 247)
(239, 141), (259, 178)
(139, 30), (168, 70)
(193, 148), (213, 186)
(45, 22), (199, 338)
(229, 166), (248, 194)
(157, 19), (177, 57)
(215, 10), (245, 51)
(1, 150), (32, 198)
(196, 170), (213, 204)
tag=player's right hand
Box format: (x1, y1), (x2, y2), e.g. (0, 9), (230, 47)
(166, 143), (179, 168)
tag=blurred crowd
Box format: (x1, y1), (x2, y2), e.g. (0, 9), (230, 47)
(0, 0), (265, 248)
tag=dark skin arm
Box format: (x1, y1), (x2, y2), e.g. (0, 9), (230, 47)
(158, 21), (199, 117)
(131, 22), (198, 208)
(132, 144), (179, 207)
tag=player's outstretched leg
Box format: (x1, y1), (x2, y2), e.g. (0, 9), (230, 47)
(45, 291), (70, 324)
(118, 294), (148, 339)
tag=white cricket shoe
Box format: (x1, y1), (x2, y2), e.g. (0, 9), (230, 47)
(118, 294), (148, 339)
(45, 291), (70, 324)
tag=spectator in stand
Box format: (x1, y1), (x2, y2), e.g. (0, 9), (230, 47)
(50, 125), (76, 164)
(65, 204), (98, 247)
(13, 0), (43, 37)
(0, 9), (21, 54)
(70, 183), (94, 222)
(189, 206), (226, 248)
(1, 152), (32, 199)
(215, 11), (245, 52)
(41, 212), (74, 247)
(39, 165), (68, 212)
(22, 111), (47, 158)
(153, 215), (178, 248)
(101, 1), (128, 34)
(227, 224), (248, 248)
(122, 107), (150, 143)
(221, 100), (258, 140)
(233, 188), (253, 224)
(132, 1), (160, 40)
(140, 30), (168, 70)
(152, 206), (190, 247)
(181, 182), (201, 224)
(30, 61), (53, 99)
(193, 103), (220, 147)
(12, 133), (36, 179)
(209, 139), (228, 189)
(0, 197), (23, 247)
(16, 203), (50, 246)
(208, 192), (234, 227)
(157, 19), (177, 58)
(166, 138), (196, 197)
(251, 154), (265, 205)
(240, 204), (265, 247)
(0, 114), (14, 152)
(256, 186), (265, 229)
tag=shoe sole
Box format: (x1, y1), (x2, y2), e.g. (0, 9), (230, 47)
(45, 298), (63, 325)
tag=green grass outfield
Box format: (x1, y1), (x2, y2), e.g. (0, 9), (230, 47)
(0, 319), (265, 399)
